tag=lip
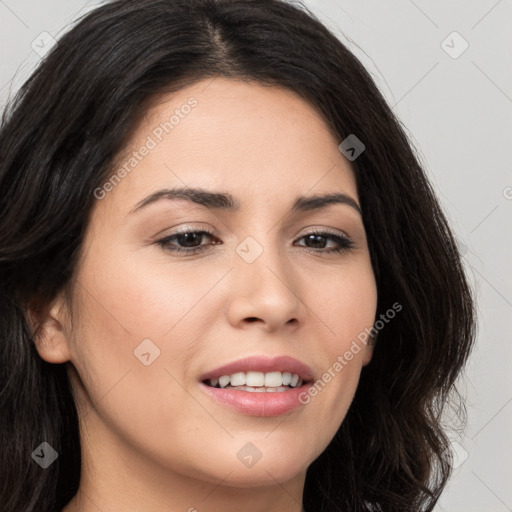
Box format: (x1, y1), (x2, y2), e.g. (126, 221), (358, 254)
(199, 381), (313, 416)
(198, 355), (315, 417)
(198, 355), (315, 382)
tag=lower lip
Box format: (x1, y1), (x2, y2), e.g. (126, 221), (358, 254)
(199, 382), (312, 417)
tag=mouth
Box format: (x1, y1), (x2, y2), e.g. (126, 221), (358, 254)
(198, 355), (314, 416)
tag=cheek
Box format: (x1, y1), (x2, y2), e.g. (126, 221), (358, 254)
(77, 240), (225, 343)
(68, 243), (227, 420)
(66, 249), (205, 462)
(308, 259), (377, 347)
(294, 258), (376, 432)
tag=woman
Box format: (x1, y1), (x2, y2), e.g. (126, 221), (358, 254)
(0, 0), (476, 511)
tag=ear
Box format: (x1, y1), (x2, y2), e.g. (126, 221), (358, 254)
(26, 291), (73, 364)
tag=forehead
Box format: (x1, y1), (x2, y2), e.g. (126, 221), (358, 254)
(97, 77), (358, 218)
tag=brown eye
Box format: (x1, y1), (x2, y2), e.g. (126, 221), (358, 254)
(156, 229), (219, 254)
(295, 230), (354, 254)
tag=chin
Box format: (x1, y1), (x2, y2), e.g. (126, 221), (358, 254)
(214, 461), (308, 488)
(185, 447), (311, 488)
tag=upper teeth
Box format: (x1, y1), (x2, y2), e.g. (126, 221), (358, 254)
(211, 371), (302, 388)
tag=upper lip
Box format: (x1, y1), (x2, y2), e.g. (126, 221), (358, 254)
(199, 355), (315, 382)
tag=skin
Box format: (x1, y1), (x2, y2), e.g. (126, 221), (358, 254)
(31, 77), (377, 512)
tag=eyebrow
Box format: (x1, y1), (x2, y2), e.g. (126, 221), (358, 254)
(129, 187), (362, 216)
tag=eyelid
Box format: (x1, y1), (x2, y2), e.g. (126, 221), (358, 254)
(297, 225), (349, 237)
(151, 223), (217, 239)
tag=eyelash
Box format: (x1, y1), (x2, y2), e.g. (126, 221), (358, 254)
(155, 228), (354, 255)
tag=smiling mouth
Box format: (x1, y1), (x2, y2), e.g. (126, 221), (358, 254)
(202, 370), (308, 392)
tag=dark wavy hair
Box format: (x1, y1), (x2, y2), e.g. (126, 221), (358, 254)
(0, 0), (476, 510)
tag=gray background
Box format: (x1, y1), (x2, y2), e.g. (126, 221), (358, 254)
(1, 1), (511, 510)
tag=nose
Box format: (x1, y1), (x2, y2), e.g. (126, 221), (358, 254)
(225, 239), (304, 333)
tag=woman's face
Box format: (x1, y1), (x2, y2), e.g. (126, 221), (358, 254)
(47, 78), (377, 490)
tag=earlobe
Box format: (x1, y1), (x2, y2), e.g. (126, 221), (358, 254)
(26, 292), (73, 364)
(362, 347), (373, 367)
(362, 335), (377, 367)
